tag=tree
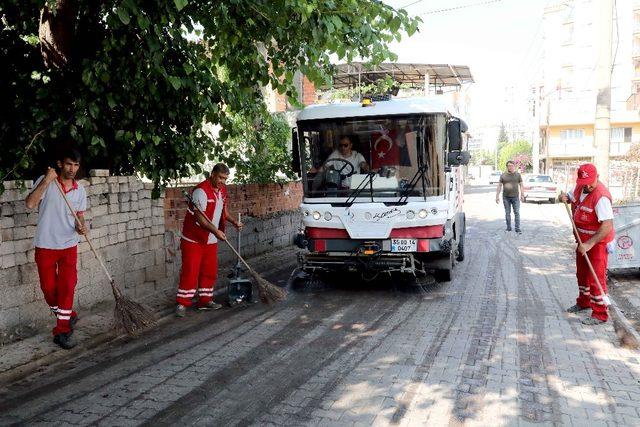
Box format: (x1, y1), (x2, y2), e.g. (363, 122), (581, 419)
(217, 112), (296, 184)
(628, 142), (640, 162)
(1, 1), (420, 194)
(470, 149), (493, 166)
(497, 123), (509, 151)
(498, 140), (532, 172)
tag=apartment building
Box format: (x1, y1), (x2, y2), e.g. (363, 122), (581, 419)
(537, 0), (640, 175)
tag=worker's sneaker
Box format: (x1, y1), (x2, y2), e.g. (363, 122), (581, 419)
(582, 317), (606, 325)
(515, 230), (522, 235)
(566, 304), (589, 313)
(197, 301), (222, 311)
(53, 333), (76, 350)
(175, 304), (187, 318)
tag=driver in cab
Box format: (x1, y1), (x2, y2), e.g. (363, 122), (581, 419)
(310, 135), (370, 187)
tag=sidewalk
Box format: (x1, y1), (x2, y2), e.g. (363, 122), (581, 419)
(0, 246), (302, 387)
(609, 268), (640, 335)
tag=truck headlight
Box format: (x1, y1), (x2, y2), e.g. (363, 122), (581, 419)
(418, 209), (428, 218)
(431, 207), (438, 215)
(312, 211), (321, 220)
(303, 210), (310, 217)
(406, 210), (415, 219)
(324, 212), (332, 221)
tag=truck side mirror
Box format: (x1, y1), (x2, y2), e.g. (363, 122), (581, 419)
(448, 151), (471, 166)
(291, 128), (301, 176)
(447, 118), (467, 151)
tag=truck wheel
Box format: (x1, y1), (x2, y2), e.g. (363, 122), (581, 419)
(456, 231), (465, 262)
(435, 252), (454, 282)
(549, 197), (556, 204)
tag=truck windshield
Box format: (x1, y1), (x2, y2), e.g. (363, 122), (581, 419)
(298, 114), (446, 200)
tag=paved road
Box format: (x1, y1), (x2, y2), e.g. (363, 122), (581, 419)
(2, 185), (640, 426)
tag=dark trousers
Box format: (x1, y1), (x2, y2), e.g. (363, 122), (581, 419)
(503, 196), (521, 231)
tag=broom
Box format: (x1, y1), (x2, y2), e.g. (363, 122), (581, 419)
(182, 191), (287, 304)
(561, 196), (639, 349)
(53, 178), (157, 336)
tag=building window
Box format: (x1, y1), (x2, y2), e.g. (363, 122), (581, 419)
(560, 129), (584, 140)
(610, 127), (632, 142)
(610, 127), (632, 155)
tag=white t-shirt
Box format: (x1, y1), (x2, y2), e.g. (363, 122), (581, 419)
(568, 188), (614, 222)
(32, 176), (87, 249)
(326, 150), (366, 186)
(182, 187), (224, 244)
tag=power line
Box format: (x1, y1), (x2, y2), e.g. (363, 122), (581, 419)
(417, 0), (503, 16)
(399, 0), (427, 8)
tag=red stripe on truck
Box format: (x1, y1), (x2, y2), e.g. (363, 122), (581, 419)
(390, 226), (444, 238)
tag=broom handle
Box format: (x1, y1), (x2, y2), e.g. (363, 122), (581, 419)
(183, 192), (255, 273)
(53, 179), (116, 287)
(562, 199), (608, 303)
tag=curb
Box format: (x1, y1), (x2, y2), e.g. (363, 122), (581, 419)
(608, 276), (640, 350)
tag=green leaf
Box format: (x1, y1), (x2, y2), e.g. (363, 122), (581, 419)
(174, 0), (188, 12)
(88, 103), (99, 119)
(168, 76), (182, 90)
(116, 7), (131, 25)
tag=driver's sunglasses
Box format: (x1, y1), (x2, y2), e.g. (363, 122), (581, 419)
(339, 143), (350, 147)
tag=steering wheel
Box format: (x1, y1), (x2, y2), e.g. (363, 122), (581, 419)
(325, 158), (356, 178)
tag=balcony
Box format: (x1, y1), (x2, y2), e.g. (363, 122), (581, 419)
(542, 100), (595, 126)
(546, 137), (594, 158)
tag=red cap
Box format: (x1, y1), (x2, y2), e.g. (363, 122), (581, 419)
(576, 163), (598, 186)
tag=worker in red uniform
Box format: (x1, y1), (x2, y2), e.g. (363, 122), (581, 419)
(560, 163), (615, 325)
(25, 148), (87, 349)
(175, 163), (242, 317)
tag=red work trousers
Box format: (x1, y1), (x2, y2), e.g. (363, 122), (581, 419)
(176, 240), (218, 307)
(35, 246), (78, 335)
(575, 242), (608, 321)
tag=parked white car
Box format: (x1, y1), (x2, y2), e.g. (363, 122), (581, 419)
(523, 174), (558, 203)
(488, 171), (501, 184)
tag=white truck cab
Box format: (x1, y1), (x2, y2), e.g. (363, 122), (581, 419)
(291, 96), (470, 282)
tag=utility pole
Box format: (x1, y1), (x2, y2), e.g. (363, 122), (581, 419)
(593, 0), (614, 184)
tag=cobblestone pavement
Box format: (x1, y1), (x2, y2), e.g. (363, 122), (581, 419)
(1, 185), (640, 426)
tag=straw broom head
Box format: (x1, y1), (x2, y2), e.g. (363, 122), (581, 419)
(248, 269), (287, 304)
(110, 282), (157, 336)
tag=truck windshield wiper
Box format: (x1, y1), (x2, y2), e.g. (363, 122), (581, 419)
(396, 164), (428, 204)
(344, 171), (378, 207)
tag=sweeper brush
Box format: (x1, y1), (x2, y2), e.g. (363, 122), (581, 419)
(182, 191), (287, 305)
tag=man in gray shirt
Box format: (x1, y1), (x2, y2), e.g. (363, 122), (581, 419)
(495, 160), (524, 233)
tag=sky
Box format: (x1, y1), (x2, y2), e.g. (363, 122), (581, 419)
(382, 0), (552, 129)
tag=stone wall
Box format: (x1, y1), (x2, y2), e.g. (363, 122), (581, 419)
(0, 173), (169, 340)
(163, 181), (303, 268)
(0, 176), (302, 340)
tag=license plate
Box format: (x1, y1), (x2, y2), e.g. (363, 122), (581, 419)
(536, 187), (546, 191)
(391, 238), (417, 252)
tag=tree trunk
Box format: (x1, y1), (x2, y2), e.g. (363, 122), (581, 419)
(39, 0), (75, 69)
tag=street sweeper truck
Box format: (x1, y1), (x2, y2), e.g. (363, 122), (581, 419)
(291, 96), (470, 282)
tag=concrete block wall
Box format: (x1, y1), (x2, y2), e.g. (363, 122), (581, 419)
(1, 177), (303, 341)
(0, 173), (170, 341)
(163, 182), (303, 268)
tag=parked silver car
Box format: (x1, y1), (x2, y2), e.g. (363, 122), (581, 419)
(523, 174), (558, 203)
